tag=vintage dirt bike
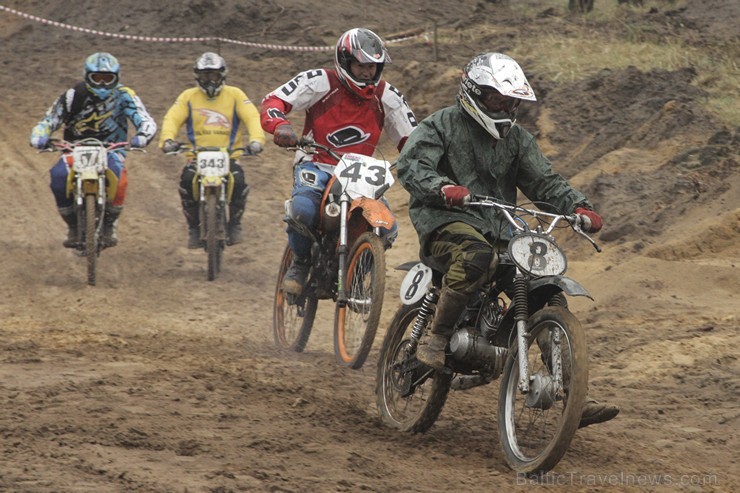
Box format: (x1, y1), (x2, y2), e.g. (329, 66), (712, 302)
(43, 138), (136, 286)
(376, 196), (602, 474)
(166, 144), (251, 281)
(273, 139), (394, 369)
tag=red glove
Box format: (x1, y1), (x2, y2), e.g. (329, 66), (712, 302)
(440, 185), (470, 208)
(575, 207), (603, 233)
(273, 124), (299, 148)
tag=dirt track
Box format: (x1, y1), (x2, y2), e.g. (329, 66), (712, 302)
(0, 1), (738, 492)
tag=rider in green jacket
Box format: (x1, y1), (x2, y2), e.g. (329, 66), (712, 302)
(396, 52), (617, 429)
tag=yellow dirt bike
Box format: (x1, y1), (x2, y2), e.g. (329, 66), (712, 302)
(43, 138), (137, 286)
(273, 139), (395, 369)
(166, 144), (251, 281)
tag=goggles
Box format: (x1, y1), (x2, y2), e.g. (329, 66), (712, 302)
(87, 72), (118, 87)
(479, 89), (521, 113)
(196, 70), (224, 82)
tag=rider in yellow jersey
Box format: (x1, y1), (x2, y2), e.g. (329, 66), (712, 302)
(159, 52), (265, 248)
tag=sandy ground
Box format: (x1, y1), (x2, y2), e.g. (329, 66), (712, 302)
(0, 0), (738, 491)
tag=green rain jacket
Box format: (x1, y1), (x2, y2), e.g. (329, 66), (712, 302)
(396, 101), (591, 261)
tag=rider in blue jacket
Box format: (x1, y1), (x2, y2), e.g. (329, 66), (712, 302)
(30, 52), (157, 248)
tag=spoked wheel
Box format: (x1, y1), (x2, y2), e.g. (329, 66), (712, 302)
(273, 245), (317, 352)
(334, 232), (386, 369)
(498, 306), (588, 474)
(376, 302), (452, 432)
(84, 193), (98, 286)
(205, 192), (223, 281)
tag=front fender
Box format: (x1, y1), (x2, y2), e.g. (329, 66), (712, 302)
(492, 275), (591, 347)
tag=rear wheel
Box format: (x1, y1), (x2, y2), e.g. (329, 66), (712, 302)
(334, 232), (386, 369)
(498, 306), (588, 474)
(84, 193), (98, 286)
(273, 245), (317, 352)
(376, 302), (451, 432)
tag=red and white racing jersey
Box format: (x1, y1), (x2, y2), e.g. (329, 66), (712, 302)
(261, 69), (417, 165)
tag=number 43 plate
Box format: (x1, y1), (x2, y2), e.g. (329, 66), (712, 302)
(335, 153), (394, 200)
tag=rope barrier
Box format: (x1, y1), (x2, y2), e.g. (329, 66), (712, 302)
(0, 4), (428, 52)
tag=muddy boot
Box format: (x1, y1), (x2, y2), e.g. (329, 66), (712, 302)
(182, 202), (202, 249)
(101, 206), (122, 248)
(59, 206), (79, 248)
(417, 284), (470, 370)
(281, 254), (311, 295)
(579, 398), (620, 428)
(227, 204), (245, 246)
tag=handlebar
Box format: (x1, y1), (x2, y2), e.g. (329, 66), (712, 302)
(466, 194), (601, 252)
(163, 143), (256, 157)
(287, 137), (397, 170)
(40, 138), (137, 153)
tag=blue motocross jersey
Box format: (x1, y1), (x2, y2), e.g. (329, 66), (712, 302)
(31, 82), (157, 146)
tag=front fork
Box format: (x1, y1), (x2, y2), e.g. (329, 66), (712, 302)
(336, 195), (350, 307)
(513, 269), (565, 395)
(77, 174), (106, 239)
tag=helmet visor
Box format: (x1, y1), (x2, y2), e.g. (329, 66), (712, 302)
(480, 89), (520, 113)
(87, 72), (118, 87)
(196, 70), (224, 83)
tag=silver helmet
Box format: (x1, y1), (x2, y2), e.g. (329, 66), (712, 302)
(194, 52), (227, 98)
(459, 53), (536, 139)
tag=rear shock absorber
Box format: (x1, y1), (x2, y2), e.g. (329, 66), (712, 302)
(409, 289), (439, 349)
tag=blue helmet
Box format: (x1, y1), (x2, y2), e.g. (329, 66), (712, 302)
(84, 52), (120, 100)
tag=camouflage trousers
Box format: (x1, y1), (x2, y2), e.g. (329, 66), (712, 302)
(427, 222), (504, 294)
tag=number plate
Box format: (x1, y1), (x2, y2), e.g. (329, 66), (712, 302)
(399, 263), (433, 305)
(72, 146), (107, 173)
(508, 233), (567, 277)
(196, 151), (230, 178)
(334, 153), (394, 200)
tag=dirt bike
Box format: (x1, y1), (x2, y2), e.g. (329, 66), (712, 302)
(166, 144), (252, 281)
(273, 139), (394, 369)
(43, 138), (137, 286)
(376, 195), (602, 474)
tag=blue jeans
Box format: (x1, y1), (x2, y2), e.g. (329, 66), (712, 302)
(286, 161), (397, 258)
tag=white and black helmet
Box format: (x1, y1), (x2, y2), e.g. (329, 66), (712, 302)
(459, 53), (536, 139)
(194, 52), (227, 98)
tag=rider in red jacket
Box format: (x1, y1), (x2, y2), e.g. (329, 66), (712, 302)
(261, 27), (418, 295)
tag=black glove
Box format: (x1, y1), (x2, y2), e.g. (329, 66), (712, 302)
(162, 139), (180, 154)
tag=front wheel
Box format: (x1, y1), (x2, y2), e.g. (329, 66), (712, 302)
(334, 232), (386, 369)
(376, 302), (452, 432)
(204, 191), (223, 281)
(498, 306), (588, 474)
(273, 245), (317, 352)
(84, 193), (98, 286)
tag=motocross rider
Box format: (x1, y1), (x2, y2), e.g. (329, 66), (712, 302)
(30, 52), (157, 248)
(396, 52), (619, 428)
(159, 52), (266, 248)
(260, 27), (418, 295)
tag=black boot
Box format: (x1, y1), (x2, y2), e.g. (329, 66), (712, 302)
(101, 205), (122, 248)
(281, 254), (311, 295)
(182, 201), (202, 249)
(227, 204), (245, 246)
(59, 206), (79, 248)
(417, 284), (470, 369)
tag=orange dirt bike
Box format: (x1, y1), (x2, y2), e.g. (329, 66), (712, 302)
(42, 138), (139, 286)
(165, 144), (253, 281)
(273, 139), (395, 369)
(376, 195), (602, 474)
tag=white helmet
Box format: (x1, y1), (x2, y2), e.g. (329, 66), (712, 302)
(194, 52), (227, 98)
(459, 53), (536, 139)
